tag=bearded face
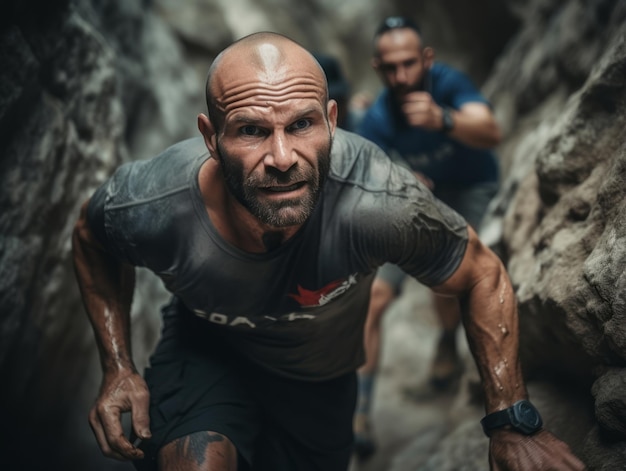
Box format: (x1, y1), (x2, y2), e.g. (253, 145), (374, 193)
(216, 136), (332, 227)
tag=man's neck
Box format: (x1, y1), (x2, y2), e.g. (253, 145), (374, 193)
(262, 231), (285, 251)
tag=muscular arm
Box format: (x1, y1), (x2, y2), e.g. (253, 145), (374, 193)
(432, 227), (585, 470)
(73, 199), (135, 373)
(446, 102), (501, 149)
(72, 199), (150, 460)
(432, 226), (524, 412)
(401, 93), (502, 149)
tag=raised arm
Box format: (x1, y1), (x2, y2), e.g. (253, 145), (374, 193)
(72, 199), (151, 460)
(432, 226), (585, 470)
(401, 93), (501, 149)
(444, 102), (501, 149)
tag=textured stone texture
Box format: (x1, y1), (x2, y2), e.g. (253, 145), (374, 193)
(1, 1), (196, 469)
(479, 0), (626, 467)
(592, 368), (626, 440)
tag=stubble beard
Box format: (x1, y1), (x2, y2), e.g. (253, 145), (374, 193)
(217, 137), (332, 228)
(391, 76), (425, 101)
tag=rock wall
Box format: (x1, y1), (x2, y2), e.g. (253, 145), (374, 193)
(1, 1), (198, 469)
(486, 1), (626, 467)
(1, 0), (625, 469)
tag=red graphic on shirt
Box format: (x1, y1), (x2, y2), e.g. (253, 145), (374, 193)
(288, 279), (344, 307)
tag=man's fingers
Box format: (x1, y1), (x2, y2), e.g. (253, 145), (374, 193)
(89, 407), (113, 456)
(130, 388), (152, 440)
(402, 101), (428, 114)
(89, 407), (127, 460)
(554, 440), (586, 470)
(403, 91), (431, 102)
(401, 92), (439, 129)
(98, 404), (143, 460)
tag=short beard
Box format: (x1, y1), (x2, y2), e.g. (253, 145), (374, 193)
(217, 137), (332, 228)
(392, 77), (425, 100)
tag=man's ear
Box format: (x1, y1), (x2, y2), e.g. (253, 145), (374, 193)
(197, 113), (218, 157)
(327, 99), (338, 136)
(423, 47), (435, 69)
(371, 57), (380, 72)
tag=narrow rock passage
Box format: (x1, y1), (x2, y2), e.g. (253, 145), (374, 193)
(349, 279), (479, 471)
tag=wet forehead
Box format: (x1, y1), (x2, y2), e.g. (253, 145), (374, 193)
(212, 41), (327, 117)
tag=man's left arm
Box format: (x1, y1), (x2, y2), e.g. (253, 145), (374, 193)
(431, 226), (586, 470)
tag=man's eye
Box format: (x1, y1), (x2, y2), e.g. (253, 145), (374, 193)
(291, 119), (311, 131)
(240, 125), (260, 136)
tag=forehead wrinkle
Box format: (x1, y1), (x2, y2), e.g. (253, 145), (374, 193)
(229, 106), (321, 126)
(216, 75), (326, 114)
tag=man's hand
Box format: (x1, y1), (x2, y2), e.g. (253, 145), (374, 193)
(89, 370), (152, 461)
(401, 91), (444, 130)
(489, 429), (587, 470)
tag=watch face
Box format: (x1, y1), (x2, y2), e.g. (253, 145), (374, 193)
(513, 400), (542, 433)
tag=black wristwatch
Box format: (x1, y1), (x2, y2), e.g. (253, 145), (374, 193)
(480, 399), (543, 437)
(441, 107), (454, 133)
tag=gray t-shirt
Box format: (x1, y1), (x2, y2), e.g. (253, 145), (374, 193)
(87, 129), (468, 381)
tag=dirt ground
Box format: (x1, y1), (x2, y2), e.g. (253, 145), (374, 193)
(348, 279), (479, 471)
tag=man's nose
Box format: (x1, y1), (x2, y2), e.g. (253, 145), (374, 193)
(264, 132), (297, 171)
(394, 66), (408, 84)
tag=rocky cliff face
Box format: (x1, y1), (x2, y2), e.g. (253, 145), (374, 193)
(486, 1), (626, 467)
(1, 1), (198, 469)
(1, 0), (625, 469)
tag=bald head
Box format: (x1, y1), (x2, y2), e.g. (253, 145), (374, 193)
(205, 32), (329, 131)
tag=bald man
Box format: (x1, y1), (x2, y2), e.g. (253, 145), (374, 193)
(72, 32), (585, 471)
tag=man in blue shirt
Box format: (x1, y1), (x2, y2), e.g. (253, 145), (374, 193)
(355, 16), (502, 457)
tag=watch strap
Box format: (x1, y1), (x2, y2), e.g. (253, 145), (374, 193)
(441, 106), (454, 133)
(480, 408), (513, 436)
(480, 399), (543, 437)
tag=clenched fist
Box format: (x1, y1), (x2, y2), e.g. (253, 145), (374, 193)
(401, 91), (445, 130)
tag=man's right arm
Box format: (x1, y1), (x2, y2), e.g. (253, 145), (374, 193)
(72, 198), (151, 460)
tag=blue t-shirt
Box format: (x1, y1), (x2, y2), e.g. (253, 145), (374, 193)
(358, 62), (499, 186)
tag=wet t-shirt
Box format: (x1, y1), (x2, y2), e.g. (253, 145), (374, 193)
(87, 129), (468, 381)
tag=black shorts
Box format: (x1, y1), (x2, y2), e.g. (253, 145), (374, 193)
(133, 298), (356, 471)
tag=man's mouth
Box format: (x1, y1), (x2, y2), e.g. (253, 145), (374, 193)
(263, 182), (306, 193)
